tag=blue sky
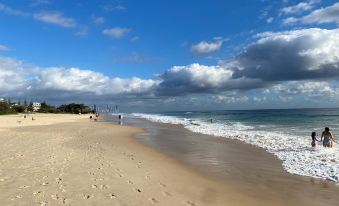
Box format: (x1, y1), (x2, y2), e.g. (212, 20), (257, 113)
(1, 0), (339, 111)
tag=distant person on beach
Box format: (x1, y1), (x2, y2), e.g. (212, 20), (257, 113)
(311, 132), (319, 147)
(320, 127), (335, 148)
(118, 114), (123, 125)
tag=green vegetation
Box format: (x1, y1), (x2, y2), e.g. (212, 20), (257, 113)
(57, 103), (92, 114)
(0, 98), (93, 115)
(0, 101), (16, 115)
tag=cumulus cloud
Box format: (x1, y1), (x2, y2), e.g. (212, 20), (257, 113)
(33, 11), (77, 27)
(0, 57), (159, 100)
(2, 28), (339, 105)
(280, 0), (320, 14)
(103, 27), (131, 38)
(283, 2), (339, 24)
(213, 95), (249, 104)
(0, 45), (9, 51)
(157, 28), (339, 95)
(231, 28), (339, 82)
(271, 81), (338, 97)
(190, 39), (223, 55)
(156, 63), (263, 96)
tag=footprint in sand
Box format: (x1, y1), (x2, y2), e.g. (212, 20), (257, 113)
(91, 184), (98, 189)
(149, 197), (158, 204)
(41, 182), (49, 186)
(135, 188), (142, 193)
(162, 191), (172, 197)
(117, 173), (123, 178)
(56, 177), (62, 184)
(145, 175), (151, 180)
(159, 182), (166, 187)
(109, 193), (117, 199)
(83, 194), (93, 199)
(127, 180), (133, 184)
(52, 194), (67, 204)
(185, 200), (196, 206)
(0, 177), (9, 182)
(100, 184), (109, 190)
(33, 191), (43, 196)
(115, 168), (122, 172)
(37, 200), (48, 206)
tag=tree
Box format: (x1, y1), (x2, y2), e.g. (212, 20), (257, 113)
(57, 103), (92, 114)
(0, 101), (15, 115)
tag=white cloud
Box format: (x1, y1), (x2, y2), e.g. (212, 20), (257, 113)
(266, 17), (274, 23)
(0, 45), (9, 51)
(103, 27), (131, 38)
(283, 2), (339, 25)
(131, 36), (140, 43)
(91, 15), (105, 25)
(213, 95), (249, 104)
(0, 57), (159, 99)
(33, 11), (77, 28)
(280, 0), (319, 14)
(103, 4), (127, 12)
(0, 3), (29, 16)
(190, 40), (223, 55)
(31, 0), (50, 6)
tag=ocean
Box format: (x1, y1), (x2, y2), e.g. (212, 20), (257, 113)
(130, 108), (339, 182)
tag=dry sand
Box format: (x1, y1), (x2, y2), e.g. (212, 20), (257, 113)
(0, 114), (337, 206)
(0, 114), (263, 206)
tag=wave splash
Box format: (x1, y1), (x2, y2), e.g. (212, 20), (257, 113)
(131, 113), (339, 182)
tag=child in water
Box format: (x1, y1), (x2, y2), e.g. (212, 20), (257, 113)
(320, 127), (335, 148)
(311, 132), (319, 147)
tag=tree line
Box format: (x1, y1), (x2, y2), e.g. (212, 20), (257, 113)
(0, 99), (93, 115)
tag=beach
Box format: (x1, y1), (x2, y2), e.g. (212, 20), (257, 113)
(1, 114), (339, 206)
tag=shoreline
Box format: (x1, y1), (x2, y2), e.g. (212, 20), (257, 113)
(1, 113), (339, 205)
(0, 114), (268, 205)
(120, 116), (339, 205)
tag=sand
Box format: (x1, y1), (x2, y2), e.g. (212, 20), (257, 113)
(0, 114), (264, 206)
(0, 114), (338, 206)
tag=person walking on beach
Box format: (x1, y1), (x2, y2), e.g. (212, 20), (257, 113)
(311, 132), (320, 147)
(320, 127), (335, 148)
(118, 113), (123, 125)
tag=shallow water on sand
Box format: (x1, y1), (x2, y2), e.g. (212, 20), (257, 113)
(112, 116), (339, 206)
(130, 109), (339, 183)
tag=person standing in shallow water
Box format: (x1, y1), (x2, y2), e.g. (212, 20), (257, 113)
(320, 127), (335, 148)
(311, 132), (319, 147)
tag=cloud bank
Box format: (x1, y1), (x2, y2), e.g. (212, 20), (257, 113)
(1, 28), (339, 104)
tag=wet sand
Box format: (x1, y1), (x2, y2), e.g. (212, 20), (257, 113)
(0, 114), (276, 206)
(1, 113), (338, 206)
(123, 117), (339, 205)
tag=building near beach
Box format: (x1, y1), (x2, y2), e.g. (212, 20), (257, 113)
(32, 102), (41, 112)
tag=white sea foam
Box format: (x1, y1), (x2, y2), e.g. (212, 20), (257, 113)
(131, 113), (339, 182)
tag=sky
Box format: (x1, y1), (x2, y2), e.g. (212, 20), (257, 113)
(1, 0), (339, 112)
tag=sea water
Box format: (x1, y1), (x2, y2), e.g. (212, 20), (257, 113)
(131, 108), (339, 182)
